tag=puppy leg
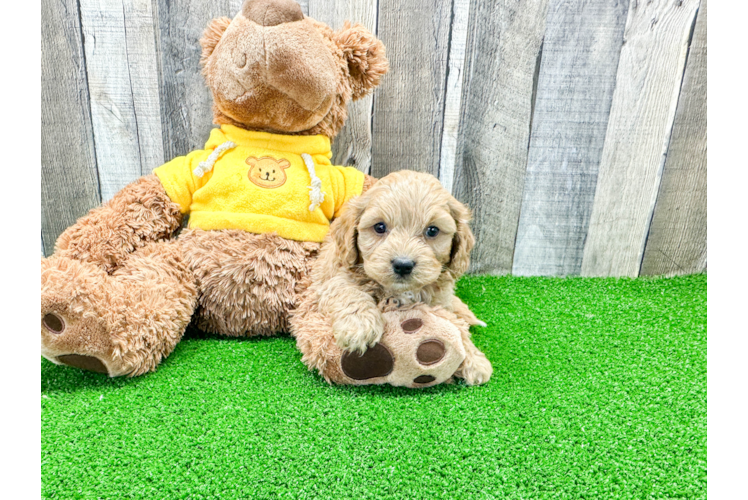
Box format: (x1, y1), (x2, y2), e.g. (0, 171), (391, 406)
(453, 326), (493, 386)
(452, 296), (487, 327)
(317, 274), (385, 354)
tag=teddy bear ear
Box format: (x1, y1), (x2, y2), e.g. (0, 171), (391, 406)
(333, 22), (389, 100)
(279, 159), (291, 169)
(246, 157), (258, 166)
(200, 17), (232, 68)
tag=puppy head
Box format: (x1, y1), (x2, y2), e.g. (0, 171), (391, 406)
(331, 171), (475, 293)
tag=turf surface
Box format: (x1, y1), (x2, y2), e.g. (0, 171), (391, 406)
(42, 274), (706, 499)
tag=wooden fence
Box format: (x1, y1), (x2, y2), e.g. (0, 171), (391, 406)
(41, 0), (707, 277)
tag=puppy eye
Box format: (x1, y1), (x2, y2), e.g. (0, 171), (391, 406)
(373, 222), (387, 234)
(425, 226), (440, 238)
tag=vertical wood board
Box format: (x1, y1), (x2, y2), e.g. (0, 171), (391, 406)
(371, 0), (454, 178)
(512, 0), (629, 276)
(438, 0), (470, 194)
(80, 0), (164, 201)
(581, 0), (700, 277)
(152, 0), (243, 161)
(41, 0), (101, 256)
(640, 0), (707, 276)
(308, 0), (377, 173)
(453, 0), (549, 275)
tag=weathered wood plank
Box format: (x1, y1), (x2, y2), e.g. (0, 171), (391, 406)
(308, 0), (377, 173)
(581, 0), (700, 277)
(438, 0), (470, 193)
(298, 0), (308, 15)
(371, 0), (454, 178)
(640, 0), (707, 276)
(152, 0), (243, 160)
(41, 0), (101, 256)
(512, 0), (629, 277)
(452, 0), (549, 275)
(80, 0), (164, 201)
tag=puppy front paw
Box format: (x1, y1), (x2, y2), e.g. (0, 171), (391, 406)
(333, 309), (385, 355)
(455, 351), (493, 386)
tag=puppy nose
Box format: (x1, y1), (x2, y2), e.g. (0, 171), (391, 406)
(392, 258), (415, 276)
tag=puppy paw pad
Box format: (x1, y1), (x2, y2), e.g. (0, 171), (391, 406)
(413, 375), (436, 384)
(341, 343), (394, 380)
(57, 354), (108, 374)
(401, 318), (423, 334)
(416, 339), (446, 365)
(42, 313), (65, 334)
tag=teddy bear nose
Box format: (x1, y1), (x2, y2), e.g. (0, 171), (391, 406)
(242, 0), (303, 27)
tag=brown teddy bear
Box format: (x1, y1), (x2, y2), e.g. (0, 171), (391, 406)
(41, 0), (490, 387)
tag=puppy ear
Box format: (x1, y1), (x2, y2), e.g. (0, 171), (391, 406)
(333, 22), (389, 100)
(330, 195), (366, 269)
(200, 17), (232, 68)
(447, 198), (475, 278)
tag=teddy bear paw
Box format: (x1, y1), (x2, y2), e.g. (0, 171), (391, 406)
(338, 306), (467, 388)
(41, 257), (133, 377)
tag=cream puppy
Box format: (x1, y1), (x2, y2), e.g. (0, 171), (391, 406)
(310, 170), (492, 385)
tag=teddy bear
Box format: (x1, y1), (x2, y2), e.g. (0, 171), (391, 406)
(41, 0), (489, 387)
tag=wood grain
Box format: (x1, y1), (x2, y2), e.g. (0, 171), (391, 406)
(371, 0), (454, 178)
(308, 0), (377, 174)
(512, 0), (629, 276)
(80, 0), (164, 201)
(438, 0), (470, 194)
(452, 0), (549, 275)
(581, 0), (700, 277)
(640, 0), (707, 276)
(152, 0), (243, 160)
(41, 0), (101, 256)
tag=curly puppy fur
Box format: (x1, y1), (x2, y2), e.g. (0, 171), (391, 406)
(296, 170), (493, 385)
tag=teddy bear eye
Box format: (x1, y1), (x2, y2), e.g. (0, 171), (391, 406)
(425, 226), (440, 238)
(272, 170), (275, 173)
(373, 222), (387, 234)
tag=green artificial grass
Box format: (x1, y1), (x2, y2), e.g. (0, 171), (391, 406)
(42, 274), (706, 499)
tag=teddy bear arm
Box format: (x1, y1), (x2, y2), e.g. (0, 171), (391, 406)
(53, 175), (183, 273)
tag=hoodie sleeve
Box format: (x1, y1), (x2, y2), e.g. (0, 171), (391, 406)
(153, 149), (213, 214)
(330, 165), (366, 218)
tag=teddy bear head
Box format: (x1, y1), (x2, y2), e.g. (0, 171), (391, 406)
(200, 0), (389, 139)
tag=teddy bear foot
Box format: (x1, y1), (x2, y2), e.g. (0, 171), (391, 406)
(41, 243), (197, 377)
(338, 305), (468, 388)
(41, 257), (132, 376)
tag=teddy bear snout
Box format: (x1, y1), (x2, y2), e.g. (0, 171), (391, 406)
(242, 0), (303, 27)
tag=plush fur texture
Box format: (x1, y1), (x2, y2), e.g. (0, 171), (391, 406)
(291, 171), (493, 386)
(42, 241), (197, 376)
(40, 0), (388, 377)
(201, 6), (388, 138)
(53, 175), (183, 273)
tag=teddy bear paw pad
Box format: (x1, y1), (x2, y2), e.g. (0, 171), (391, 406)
(416, 339), (446, 365)
(340, 343), (394, 380)
(42, 313), (65, 334)
(57, 354), (109, 374)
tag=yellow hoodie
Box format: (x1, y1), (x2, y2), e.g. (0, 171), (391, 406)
(153, 125), (365, 243)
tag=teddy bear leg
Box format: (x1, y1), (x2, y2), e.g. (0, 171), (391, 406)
(41, 241), (198, 377)
(179, 229), (319, 337)
(292, 302), (473, 388)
